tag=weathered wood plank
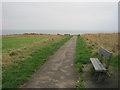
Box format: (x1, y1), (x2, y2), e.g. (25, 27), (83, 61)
(90, 58), (101, 71)
(99, 47), (112, 69)
(99, 47), (112, 60)
(94, 58), (106, 71)
(90, 58), (107, 72)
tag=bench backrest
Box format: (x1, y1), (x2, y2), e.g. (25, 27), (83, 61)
(99, 47), (112, 69)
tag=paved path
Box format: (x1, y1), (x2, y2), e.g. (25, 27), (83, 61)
(21, 36), (79, 88)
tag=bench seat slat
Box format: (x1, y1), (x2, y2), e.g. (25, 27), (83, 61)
(90, 58), (107, 72)
(90, 58), (101, 71)
(93, 58), (106, 71)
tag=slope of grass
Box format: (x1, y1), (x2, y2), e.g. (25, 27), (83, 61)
(2, 36), (72, 88)
(75, 36), (92, 88)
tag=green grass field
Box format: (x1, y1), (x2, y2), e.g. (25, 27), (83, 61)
(2, 36), (53, 50)
(2, 35), (72, 88)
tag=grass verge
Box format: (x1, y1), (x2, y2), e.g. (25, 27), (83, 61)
(111, 55), (120, 69)
(75, 36), (92, 89)
(2, 36), (72, 88)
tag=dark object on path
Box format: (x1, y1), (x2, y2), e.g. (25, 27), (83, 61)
(90, 47), (112, 82)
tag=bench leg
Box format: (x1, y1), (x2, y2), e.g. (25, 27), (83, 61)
(97, 72), (106, 82)
(90, 66), (96, 75)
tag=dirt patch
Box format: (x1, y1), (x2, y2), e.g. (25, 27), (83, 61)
(21, 36), (79, 88)
(82, 64), (119, 88)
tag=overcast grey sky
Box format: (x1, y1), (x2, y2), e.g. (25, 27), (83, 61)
(2, 1), (118, 35)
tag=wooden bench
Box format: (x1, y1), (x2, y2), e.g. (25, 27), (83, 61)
(90, 47), (112, 81)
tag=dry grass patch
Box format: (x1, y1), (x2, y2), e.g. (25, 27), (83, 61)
(81, 33), (119, 56)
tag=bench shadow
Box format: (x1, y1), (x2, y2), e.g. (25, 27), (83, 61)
(82, 64), (119, 88)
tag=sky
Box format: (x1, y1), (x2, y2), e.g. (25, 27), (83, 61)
(1, 0), (119, 35)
